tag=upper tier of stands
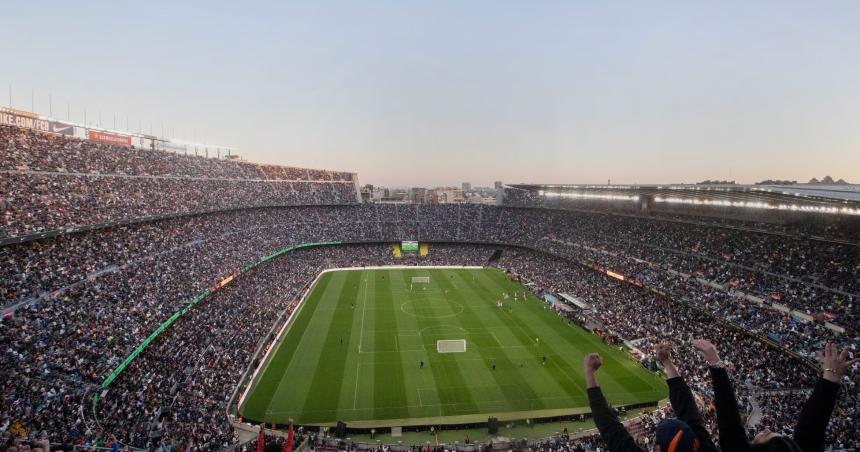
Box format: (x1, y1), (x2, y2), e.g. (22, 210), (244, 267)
(0, 125), (359, 239)
(1, 125), (354, 180)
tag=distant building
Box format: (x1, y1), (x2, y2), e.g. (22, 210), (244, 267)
(494, 181), (503, 190)
(388, 189), (408, 202)
(360, 184), (373, 202)
(438, 188), (465, 204)
(465, 193), (496, 205)
(462, 182), (472, 192)
(371, 186), (389, 201)
(410, 187), (430, 204)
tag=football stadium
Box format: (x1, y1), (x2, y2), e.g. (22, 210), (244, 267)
(3, 4), (860, 452)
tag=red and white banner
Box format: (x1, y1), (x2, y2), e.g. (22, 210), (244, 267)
(89, 130), (132, 147)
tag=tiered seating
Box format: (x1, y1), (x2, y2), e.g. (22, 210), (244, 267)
(0, 125), (357, 238)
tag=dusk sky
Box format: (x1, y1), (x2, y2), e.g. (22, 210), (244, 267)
(2, 1), (859, 187)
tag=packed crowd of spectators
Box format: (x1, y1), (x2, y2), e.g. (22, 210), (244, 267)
(1, 125), (354, 181)
(241, 430), (307, 452)
(2, 203), (856, 359)
(1, 126), (358, 237)
(5, 182), (855, 337)
(754, 386), (859, 451)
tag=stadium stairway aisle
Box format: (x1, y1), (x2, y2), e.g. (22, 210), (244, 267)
(486, 249), (503, 266)
(745, 381), (764, 427)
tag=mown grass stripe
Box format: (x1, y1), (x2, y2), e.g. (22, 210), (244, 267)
(337, 270), (375, 420)
(470, 269), (616, 393)
(398, 269), (479, 417)
(386, 270), (437, 418)
(240, 272), (332, 421)
(426, 270), (513, 410)
(458, 269), (588, 404)
(476, 269), (664, 404)
(444, 269), (553, 412)
(372, 271), (410, 419)
(299, 271), (361, 421)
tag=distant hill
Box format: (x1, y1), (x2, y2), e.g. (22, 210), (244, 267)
(756, 176), (851, 185)
(807, 176), (850, 185)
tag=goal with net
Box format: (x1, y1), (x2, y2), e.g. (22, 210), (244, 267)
(410, 276), (430, 290)
(437, 339), (467, 353)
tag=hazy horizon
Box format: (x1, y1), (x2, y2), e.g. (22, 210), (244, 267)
(2, 1), (858, 187)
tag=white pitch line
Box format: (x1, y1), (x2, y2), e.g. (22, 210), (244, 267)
(353, 366), (361, 409)
(489, 331), (502, 346)
(354, 275), (370, 409)
(357, 275), (370, 352)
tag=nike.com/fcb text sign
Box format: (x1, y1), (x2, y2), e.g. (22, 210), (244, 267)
(89, 131), (132, 147)
(0, 109), (74, 135)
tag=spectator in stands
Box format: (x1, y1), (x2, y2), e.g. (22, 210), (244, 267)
(583, 344), (717, 452)
(695, 339), (858, 452)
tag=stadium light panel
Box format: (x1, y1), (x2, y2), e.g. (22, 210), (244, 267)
(652, 196), (860, 216)
(541, 192), (639, 202)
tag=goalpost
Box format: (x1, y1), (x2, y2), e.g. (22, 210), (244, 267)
(410, 276), (430, 290)
(437, 339), (467, 353)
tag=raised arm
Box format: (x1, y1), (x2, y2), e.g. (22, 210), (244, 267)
(693, 339), (751, 451)
(793, 343), (856, 451)
(656, 343), (717, 452)
(584, 353), (644, 452)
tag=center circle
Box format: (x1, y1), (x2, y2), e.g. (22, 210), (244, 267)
(400, 297), (464, 319)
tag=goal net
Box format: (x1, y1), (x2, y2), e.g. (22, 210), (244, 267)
(410, 276), (430, 290)
(437, 339), (467, 353)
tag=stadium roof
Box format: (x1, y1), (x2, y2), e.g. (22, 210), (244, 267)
(509, 183), (860, 216)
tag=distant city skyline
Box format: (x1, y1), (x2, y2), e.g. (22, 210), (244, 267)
(2, 1), (859, 187)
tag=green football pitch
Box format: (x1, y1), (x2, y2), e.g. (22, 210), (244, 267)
(239, 268), (666, 427)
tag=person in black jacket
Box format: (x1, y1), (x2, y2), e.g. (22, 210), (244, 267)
(693, 339), (858, 452)
(584, 343), (717, 452)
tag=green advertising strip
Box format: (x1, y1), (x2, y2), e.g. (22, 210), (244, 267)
(98, 241), (342, 392)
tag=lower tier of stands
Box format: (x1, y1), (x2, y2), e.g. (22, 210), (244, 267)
(2, 237), (856, 450)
